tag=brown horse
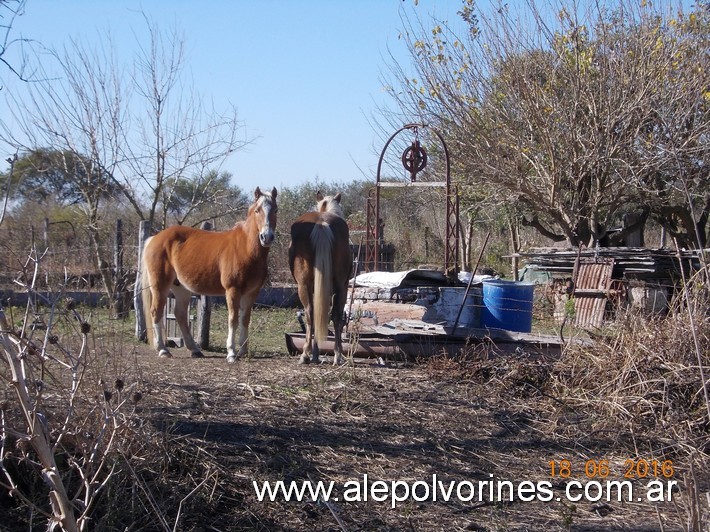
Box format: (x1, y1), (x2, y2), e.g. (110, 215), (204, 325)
(289, 191), (352, 365)
(141, 187), (278, 362)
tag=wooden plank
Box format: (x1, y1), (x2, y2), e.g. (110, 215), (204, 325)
(349, 301), (427, 332)
(378, 182), (447, 188)
(518, 247), (703, 279)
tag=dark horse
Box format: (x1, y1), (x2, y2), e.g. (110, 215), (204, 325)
(141, 187), (278, 362)
(289, 192), (352, 364)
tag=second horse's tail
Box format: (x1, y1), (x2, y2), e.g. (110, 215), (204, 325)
(310, 222), (334, 344)
(140, 237), (155, 347)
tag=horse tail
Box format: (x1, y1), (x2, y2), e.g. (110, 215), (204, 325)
(140, 236), (154, 346)
(311, 222), (334, 345)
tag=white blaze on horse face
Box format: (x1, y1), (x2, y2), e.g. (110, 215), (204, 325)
(258, 196), (275, 247)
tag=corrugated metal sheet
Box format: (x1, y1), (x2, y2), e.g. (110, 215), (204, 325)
(573, 258), (614, 328)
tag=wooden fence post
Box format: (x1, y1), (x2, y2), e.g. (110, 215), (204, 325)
(114, 219), (129, 318)
(115, 219), (123, 277)
(43, 218), (49, 249)
(134, 220), (152, 342)
(196, 221), (212, 349)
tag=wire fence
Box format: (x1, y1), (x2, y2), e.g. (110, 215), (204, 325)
(0, 218), (140, 290)
(1, 217), (703, 332)
(0, 218), (302, 292)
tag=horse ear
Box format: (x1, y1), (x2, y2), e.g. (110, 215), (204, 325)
(271, 187), (277, 199)
(254, 187), (262, 200)
(316, 191), (324, 201)
(333, 192), (342, 203)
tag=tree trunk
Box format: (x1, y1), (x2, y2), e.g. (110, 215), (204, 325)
(508, 215), (520, 280)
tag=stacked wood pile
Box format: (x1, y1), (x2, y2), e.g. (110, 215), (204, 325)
(518, 247), (704, 280)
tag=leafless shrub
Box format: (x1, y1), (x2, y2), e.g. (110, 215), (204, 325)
(551, 279), (710, 528)
(0, 245), (223, 530)
(0, 256), (139, 529)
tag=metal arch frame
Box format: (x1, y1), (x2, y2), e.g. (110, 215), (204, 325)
(365, 123), (460, 276)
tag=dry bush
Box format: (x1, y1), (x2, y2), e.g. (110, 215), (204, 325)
(0, 244), (222, 531)
(551, 283), (709, 450)
(1, 292), (139, 530)
(423, 344), (552, 399)
(550, 278), (710, 529)
(420, 276), (710, 529)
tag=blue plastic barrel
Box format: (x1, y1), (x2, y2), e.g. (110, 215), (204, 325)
(481, 280), (534, 332)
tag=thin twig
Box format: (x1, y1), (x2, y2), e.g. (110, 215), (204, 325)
(674, 238), (710, 423)
(308, 473), (347, 532)
(173, 471), (217, 532)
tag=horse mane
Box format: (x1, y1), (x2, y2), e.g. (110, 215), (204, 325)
(316, 193), (344, 219)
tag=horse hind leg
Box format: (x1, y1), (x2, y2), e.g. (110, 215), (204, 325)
(172, 284), (203, 358)
(296, 281), (316, 364)
(309, 301), (322, 364)
(331, 283), (348, 365)
(149, 288), (172, 358)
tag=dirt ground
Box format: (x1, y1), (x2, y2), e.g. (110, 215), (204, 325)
(1, 302), (707, 531)
(119, 336), (700, 532)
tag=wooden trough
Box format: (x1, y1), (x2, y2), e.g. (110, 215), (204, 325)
(284, 319), (571, 362)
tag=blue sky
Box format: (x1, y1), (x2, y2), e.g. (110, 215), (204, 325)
(1, 0), (464, 194)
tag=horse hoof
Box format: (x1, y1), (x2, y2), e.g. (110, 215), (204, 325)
(191, 351), (204, 358)
(298, 354), (310, 365)
(333, 355), (345, 365)
(158, 350), (172, 358)
(226, 355), (238, 364)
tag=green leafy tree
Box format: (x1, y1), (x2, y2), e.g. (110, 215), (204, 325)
(162, 169), (249, 227)
(3, 148), (119, 206)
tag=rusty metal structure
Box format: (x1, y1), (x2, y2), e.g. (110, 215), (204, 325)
(365, 123), (460, 276)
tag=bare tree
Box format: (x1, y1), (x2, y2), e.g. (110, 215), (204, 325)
(1, 34), (126, 313)
(166, 169), (249, 227)
(119, 16), (251, 230)
(0, 0), (30, 86)
(0, 15), (252, 314)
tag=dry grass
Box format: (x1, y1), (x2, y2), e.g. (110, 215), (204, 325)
(1, 293), (709, 531)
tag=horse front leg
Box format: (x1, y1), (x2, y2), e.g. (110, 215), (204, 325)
(237, 293), (258, 359)
(225, 288), (240, 363)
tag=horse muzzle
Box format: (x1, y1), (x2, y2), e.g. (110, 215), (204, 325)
(259, 231), (275, 247)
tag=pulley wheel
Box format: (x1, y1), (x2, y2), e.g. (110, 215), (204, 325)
(402, 144), (427, 174)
